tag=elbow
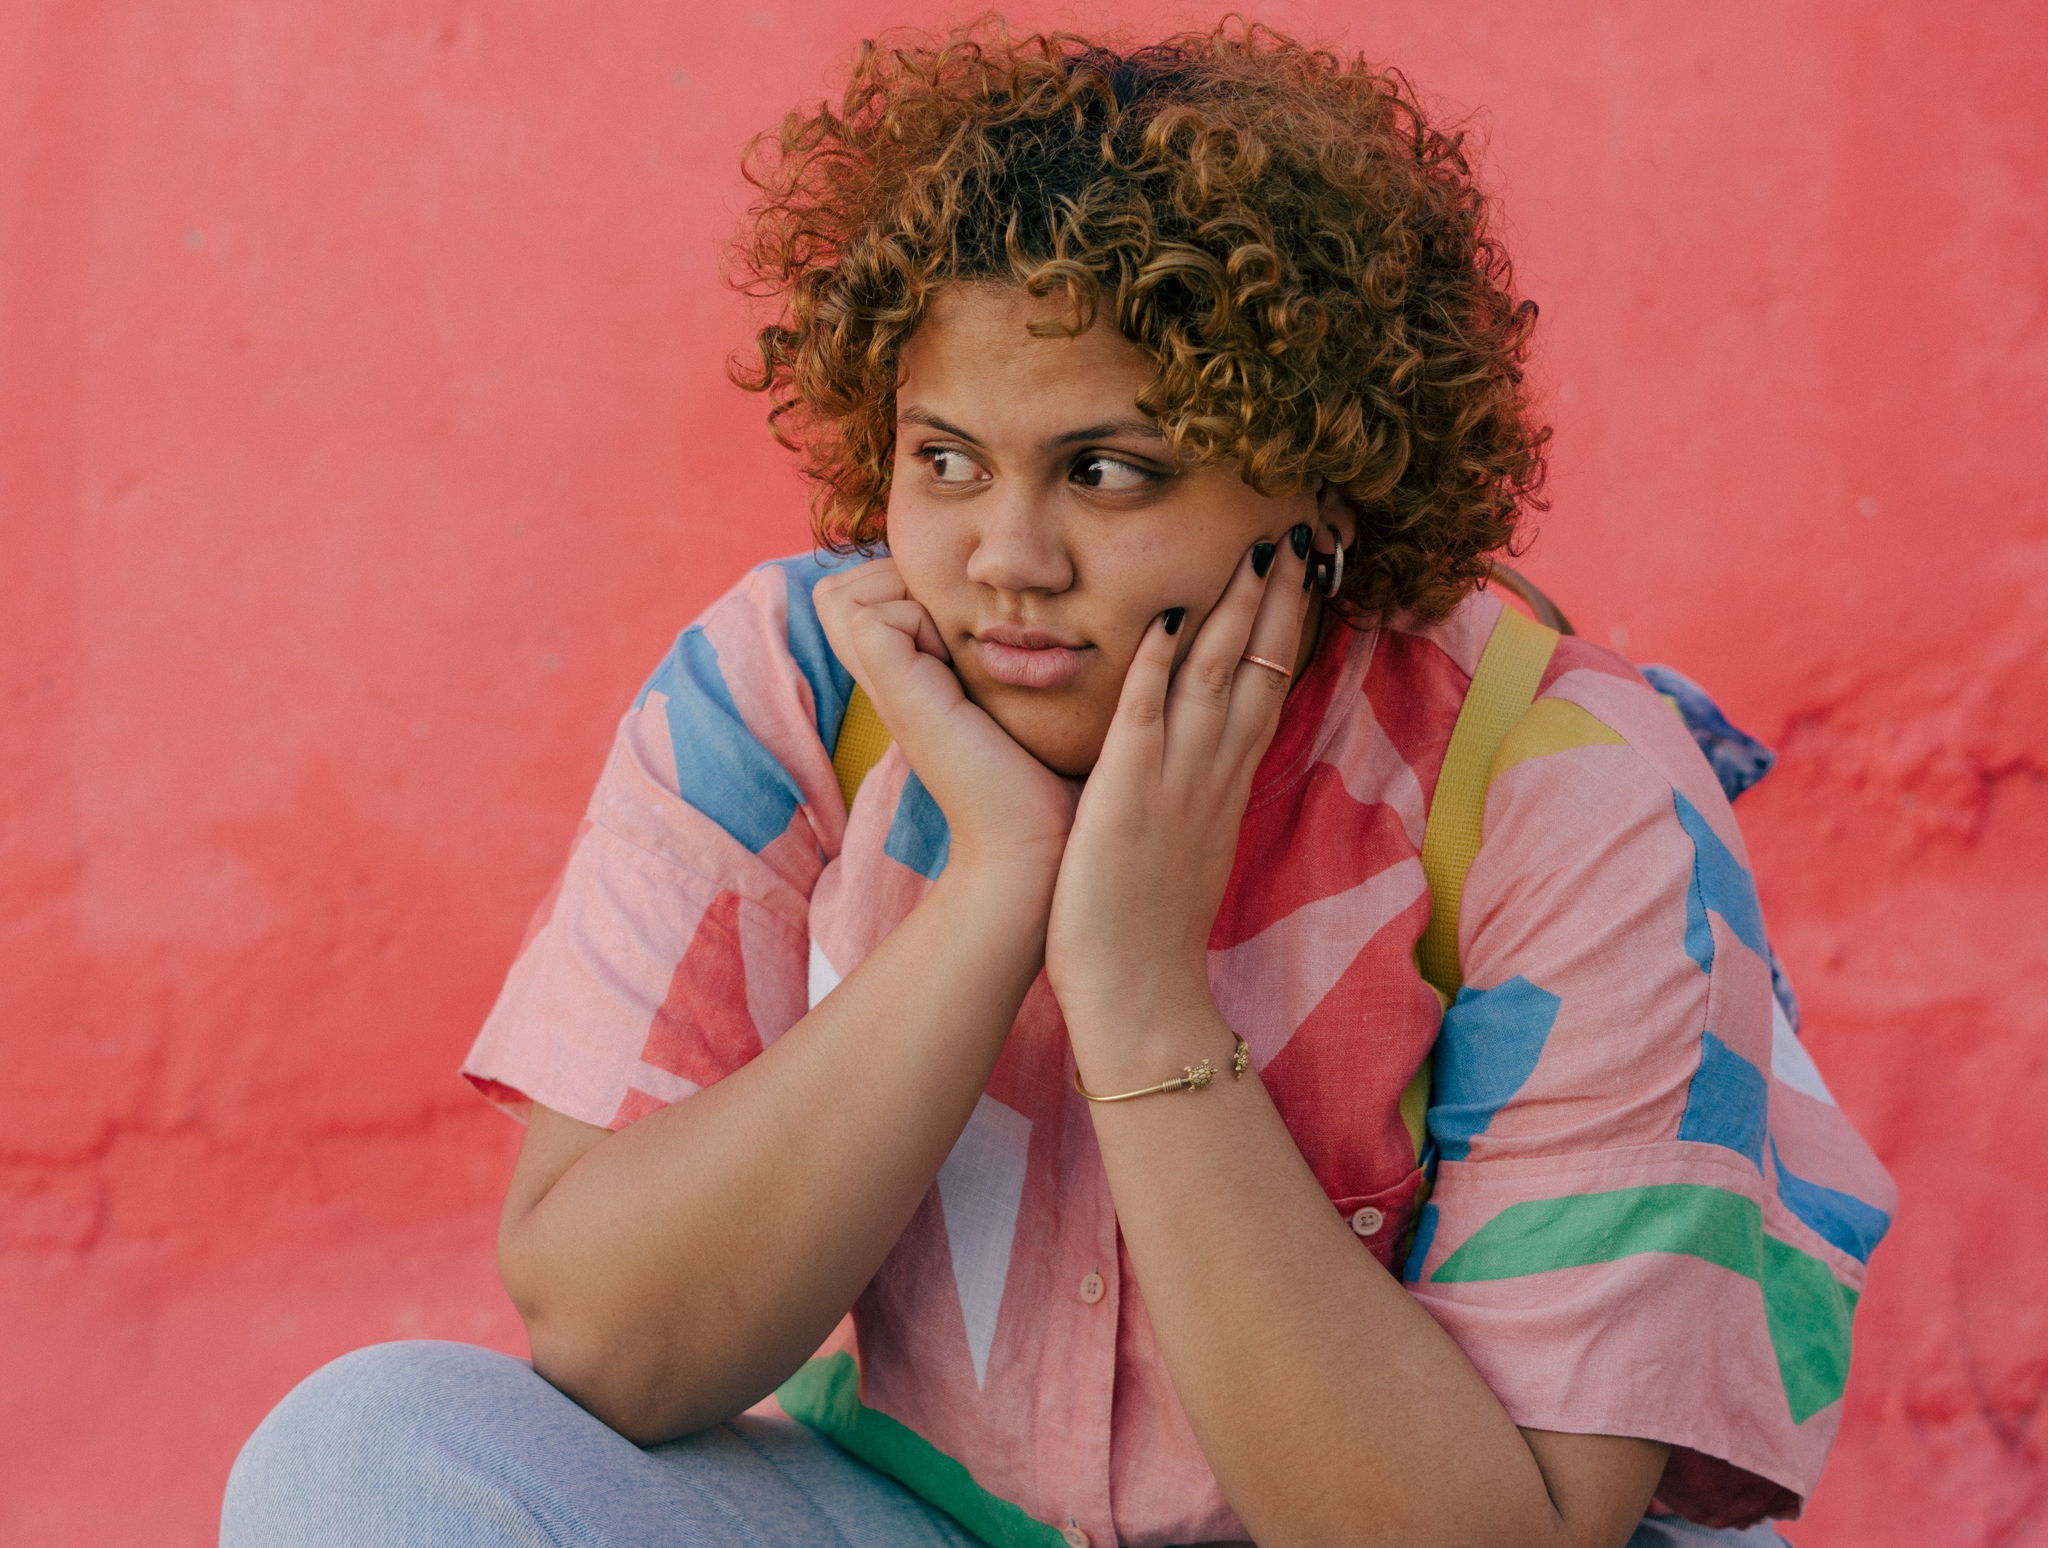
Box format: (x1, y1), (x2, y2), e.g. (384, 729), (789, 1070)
(498, 1233), (781, 1445)
(522, 1314), (706, 1446)
(498, 1233), (692, 1443)
(543, 1377), (684, 1449)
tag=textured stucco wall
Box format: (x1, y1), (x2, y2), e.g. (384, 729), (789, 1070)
(3, 3), (2043, 1544)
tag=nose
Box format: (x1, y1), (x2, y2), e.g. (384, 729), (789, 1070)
(962, 486), (1074, 596)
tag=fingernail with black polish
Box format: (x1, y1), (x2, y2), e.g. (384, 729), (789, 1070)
(1251, 541), (1277, 578)
(1290, 522), (1312, 559)
(1162, 607), (1185, 635)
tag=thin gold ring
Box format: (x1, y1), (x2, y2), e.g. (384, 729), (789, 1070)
(1240, 652), (1294, 679)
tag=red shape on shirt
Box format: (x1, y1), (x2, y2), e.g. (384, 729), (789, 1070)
(640, 888), (762, 1088)
(1261, 888), (1439, 1195)
(1212, 761), (1404, 950)
(1536, 631), (1643, 696)
(1362, 629), (1469, 803)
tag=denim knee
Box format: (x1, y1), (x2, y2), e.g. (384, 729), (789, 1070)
(245, 1341), (535, 1450)
(221, 1341), (555, 1548)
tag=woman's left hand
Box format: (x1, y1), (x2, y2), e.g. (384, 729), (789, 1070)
(1047, 527), (1314, 1079)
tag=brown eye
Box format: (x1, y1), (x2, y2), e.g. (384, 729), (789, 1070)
(1072, 454), (1156, 492)
(923, 448), (985, 486)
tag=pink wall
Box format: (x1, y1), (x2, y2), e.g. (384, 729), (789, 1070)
(4, 3), (2043, 1543)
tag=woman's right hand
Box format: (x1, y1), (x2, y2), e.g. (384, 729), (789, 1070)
(815, 557), (1076, 876)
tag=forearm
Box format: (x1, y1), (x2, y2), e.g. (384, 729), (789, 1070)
(503, 859), (1054, 1442)
(1076, 1002), (1657, 1548)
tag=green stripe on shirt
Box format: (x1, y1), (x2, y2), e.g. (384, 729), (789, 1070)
(1429, 1183), (1857, 1423)
(777, 1353), (1066, 1548)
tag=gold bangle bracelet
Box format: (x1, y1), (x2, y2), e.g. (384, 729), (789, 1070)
(1074, 1034), (1251, 1103)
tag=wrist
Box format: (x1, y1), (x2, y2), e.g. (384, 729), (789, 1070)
(1055, 954), (1212, 1035)
(945, 833), (1067, 888)
(929, 852), (1060, 924)
(1064, 982), (1233, 1095)
(943, 837), (1064, 882)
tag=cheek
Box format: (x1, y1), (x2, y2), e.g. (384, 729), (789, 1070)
(880, 503), (957, 605)
(1123, 545), (1237, 636)
(1092, 527), (1215, 614)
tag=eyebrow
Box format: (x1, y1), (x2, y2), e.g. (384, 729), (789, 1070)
(896, 407), (1166, 448)
(1052, 417), (1167, 447)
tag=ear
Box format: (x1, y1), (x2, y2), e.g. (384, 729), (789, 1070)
(1314, 479), (1361, 551)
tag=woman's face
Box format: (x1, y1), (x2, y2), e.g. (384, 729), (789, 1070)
(885, 284), (1342, 777)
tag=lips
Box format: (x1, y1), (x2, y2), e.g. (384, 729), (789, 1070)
(972, 626), (1093, 690)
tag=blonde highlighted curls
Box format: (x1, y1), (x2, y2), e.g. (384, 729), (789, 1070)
(731, 16), (1547, 622)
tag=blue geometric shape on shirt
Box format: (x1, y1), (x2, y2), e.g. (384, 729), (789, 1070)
(936, 1095), (1032, 1389)
(1428, 976), (1561, 1164)
(637, 625), (803, 855)
(885, 772), (951, 879)
(1401, 1200), (1440, 1284)
(765, 552), (861, 750)
(1672, 790), (1768, 974)
(1678, 1031), (1768, 1170)
(1770, 1137), (1890, 1263)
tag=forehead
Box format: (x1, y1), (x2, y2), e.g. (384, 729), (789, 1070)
(896, 284), (1155, 428)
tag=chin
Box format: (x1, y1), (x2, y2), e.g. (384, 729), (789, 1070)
(1023, 735), (1100, 781)
(977, 689), (1108, 779)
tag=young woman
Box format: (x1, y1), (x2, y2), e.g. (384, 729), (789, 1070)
(222, 23), (1892, 1548)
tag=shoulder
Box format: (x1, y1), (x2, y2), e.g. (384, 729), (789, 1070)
(1487, 626), (1757, 880)
(1368, 587), (1742, 849)
(634, 550), (871, 747)
(1358, 591), (1767, 999)
(1354, 593), (1684, 800)
(600, 550), (877, 869)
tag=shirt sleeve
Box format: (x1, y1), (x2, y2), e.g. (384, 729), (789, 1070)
(461, 553), (866, 1131)
(1401, 646), (1896, 1529)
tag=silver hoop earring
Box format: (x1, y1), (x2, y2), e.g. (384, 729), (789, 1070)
(1321, 539), (1345, 598)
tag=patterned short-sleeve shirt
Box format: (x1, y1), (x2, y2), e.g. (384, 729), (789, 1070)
(465, 553), (1894, 1545)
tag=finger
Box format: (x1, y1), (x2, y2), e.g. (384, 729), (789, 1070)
(851, 598), (951, 674)
(1164, 540), (1274, 745)
(817, 555), (906, 604)
(1226, 520), (1315, 749)
(814, 560), (908, 636)
(817, 561), (905, 669)
(867, 598), (950, 661)
(843, 601), (971, 755)
(1093, 607), (1182, 782)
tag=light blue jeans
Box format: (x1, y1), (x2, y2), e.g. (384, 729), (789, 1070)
(220, 1341), (1792, 1547)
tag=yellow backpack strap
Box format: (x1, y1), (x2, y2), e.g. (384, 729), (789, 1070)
(831, 684), (895, 811)
(1399, 605), (1561, 1160)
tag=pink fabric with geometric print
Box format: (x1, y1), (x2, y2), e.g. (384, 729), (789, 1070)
(465, 554), (1893, 1545)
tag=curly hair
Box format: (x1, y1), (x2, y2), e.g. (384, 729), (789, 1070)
(730, 16), (1546, 622)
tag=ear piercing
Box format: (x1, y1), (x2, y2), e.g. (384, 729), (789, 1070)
(1305, 534), (1346, 597)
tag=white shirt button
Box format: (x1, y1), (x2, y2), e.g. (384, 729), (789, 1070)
(1078, 1271), (1105, 1304)
(1062, 1521), (1093, 1548)
(1349, 1205), (1386, 1238)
